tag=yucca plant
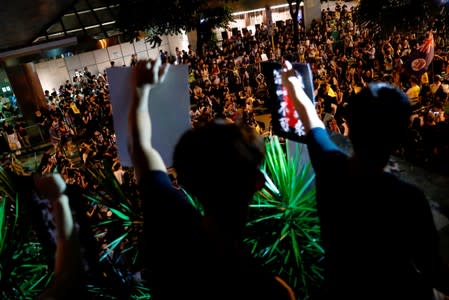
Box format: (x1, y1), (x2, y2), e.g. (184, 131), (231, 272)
(0, 136), (324, 300)
(80, 159), (150, 299)
(0, 165), (53, 299)
(244, 136), (324, 300)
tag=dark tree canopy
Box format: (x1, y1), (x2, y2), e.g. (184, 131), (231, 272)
(117, 0), (235, 44)
(353, 0), (446, 37)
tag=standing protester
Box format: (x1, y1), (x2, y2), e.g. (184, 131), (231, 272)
(127, 58), (295, 300)
(15, 119), (32, 151)
(3, 120), (21, 155)
(281, 60), (449, 299)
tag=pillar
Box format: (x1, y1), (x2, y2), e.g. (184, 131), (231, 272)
(187, 31), (198, 52)
(5, 62), (46, 122)
(303, 0), (322, 31)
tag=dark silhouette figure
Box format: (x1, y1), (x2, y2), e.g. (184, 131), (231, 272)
(282, 60), (449, 300)
(127, 58), (296, 300)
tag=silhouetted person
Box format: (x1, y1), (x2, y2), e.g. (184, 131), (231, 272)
(149, 35), (162, 48)
(127, 58), (295, 300)
(130, 54), (137, 67)
(281, 60), (449, 299)
(35, 173), (84, 300)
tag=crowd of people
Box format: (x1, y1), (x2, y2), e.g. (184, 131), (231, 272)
(1, 4), (448, 175)
(15, 4), (449, 171)
(2, 2), (449, 299)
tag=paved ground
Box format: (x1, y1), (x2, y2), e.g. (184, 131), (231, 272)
(389, 155), (449, 264)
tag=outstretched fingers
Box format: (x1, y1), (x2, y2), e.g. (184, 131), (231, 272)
(134, 57), (169, 87)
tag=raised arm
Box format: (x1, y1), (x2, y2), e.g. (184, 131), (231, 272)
(128, 58), (169, 181)
(34, 173), (82, 300)
(281, 60), (325, 134)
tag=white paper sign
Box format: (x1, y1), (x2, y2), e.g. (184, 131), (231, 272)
(107, 65), (192, 167)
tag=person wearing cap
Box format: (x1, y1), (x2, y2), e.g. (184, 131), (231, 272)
(281, 60), (449, 300)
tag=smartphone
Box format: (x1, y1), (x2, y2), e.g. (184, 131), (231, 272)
(261, 61), (315, 143)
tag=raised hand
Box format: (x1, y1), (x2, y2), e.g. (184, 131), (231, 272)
(132, 57), (169, 88)
(33, 173), (67, 200)
(128, 57), (169, 179)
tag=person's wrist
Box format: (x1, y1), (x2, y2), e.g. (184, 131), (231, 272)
(135, 85), (151, 111)
(136, 84), (151, 98)
(54, 194), (69, 206)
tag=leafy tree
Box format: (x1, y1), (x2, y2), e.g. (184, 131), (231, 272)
(117, 0), (236, 55)
(353, 0), (444, 37)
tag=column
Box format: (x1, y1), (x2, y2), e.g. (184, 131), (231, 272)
(5, 62), (47, 122)
(303, 0), (322, 31)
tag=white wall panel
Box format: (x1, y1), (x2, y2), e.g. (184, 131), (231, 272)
(35, 33), (188, 91)
(93, 48), (109, 64)
(97, 61), (112, 74)
(121, 42), (135, 57)
(133, 40), (147, 53)
(64, 55), (82, 72)
(108, 44), (123, 60)
(136, 51), (149, 60)
(147, 48), (159, 60)
(111, 57), (125, 67)
(79, 52), (96, 67)
(35, 59), (70, 93)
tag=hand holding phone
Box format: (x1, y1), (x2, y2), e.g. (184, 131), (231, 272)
(261, 61), (315, 143)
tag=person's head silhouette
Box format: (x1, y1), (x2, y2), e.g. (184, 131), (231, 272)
(346, 82), (411, 168)
(173, 119), (265, 233)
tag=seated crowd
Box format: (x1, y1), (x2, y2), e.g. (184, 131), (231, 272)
(2, 5), (449, 175)
(1, 3), (449, 299)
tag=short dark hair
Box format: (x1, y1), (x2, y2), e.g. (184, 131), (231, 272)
(173, 120), (265, 214)
(346, 82), (411, 167)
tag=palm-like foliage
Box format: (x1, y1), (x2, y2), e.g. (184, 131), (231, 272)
(80, 160), (150, 299)
(0, 165), (52, 299)
(1, 135), (324, 299)
(244, 136), (324, 300)
(80, 136), (324, 299)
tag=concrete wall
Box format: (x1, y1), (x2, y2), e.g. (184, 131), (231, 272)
(34, 34), (189, 93)
(304, 0), (323, 30)
(33, 0), (346, 93)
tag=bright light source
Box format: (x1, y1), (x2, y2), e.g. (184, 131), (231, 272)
(98, 39), (108, 49)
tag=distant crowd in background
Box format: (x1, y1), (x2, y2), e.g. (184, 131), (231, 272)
(2, 3), (447, 175)
(0, 3), (447, 194)
(0, 3), (448, 283)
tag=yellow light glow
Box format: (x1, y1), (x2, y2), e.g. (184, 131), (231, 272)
(98, 39), (108, 49)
